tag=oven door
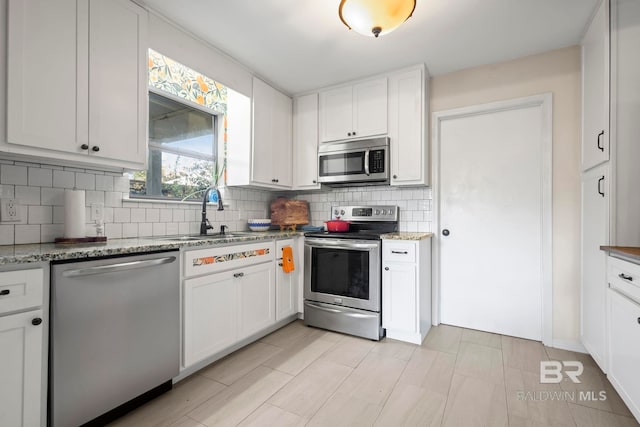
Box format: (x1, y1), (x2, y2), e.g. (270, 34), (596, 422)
(304, 238), (381, 312)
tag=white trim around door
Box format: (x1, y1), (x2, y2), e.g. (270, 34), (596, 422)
(431, 93), (553, 346)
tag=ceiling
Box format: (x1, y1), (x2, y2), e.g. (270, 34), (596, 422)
(139, 0), (599, 95)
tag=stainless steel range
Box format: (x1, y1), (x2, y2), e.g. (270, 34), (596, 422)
(303, 205), (399, 340)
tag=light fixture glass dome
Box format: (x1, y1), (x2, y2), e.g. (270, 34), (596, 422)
(338, 0), (416, 38)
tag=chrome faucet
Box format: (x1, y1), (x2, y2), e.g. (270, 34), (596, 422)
(200, 187), (224, 235)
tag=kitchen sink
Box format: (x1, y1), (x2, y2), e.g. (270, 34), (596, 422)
(157, 232), (253, 241)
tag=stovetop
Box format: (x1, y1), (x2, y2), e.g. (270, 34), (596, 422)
(303, 230), (389, 240)
(304, 205), (399, 241)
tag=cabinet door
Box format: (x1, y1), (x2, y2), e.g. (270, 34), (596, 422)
(272, 90), (293, 187)
(7, 0), (85, 153)
(88, 0), (147, 166)
(612, 0), (640, 244)
(319, 86), (353, 142)
(184, 272), (237, 367)
(582, 0), (609, 171)
(581, 164), (609, 371)
(252, 77), (276, 186)
(0, 309), (44, 427)
(608, 289), (640, 419)
(238, 262), (276, 340)
(382, 262), (417, 332)
(293, 93), (320, 190)
(275, 242), (298, 321)
(353, 78), (388, 139)
(389, 68), (426, 186)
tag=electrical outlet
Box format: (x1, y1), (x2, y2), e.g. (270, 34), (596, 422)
(91, 203), (104, 221)
(1, 199), (21, 222)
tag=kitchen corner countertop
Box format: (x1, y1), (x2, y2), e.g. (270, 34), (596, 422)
(600, 246), (640, 264)
(0, 231), (302, 265)
(381, 232), (434, 241)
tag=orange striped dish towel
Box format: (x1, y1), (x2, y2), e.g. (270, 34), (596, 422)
(282, 246), (295, 273)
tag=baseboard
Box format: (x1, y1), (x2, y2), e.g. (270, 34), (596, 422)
(551, 339), (588, 354)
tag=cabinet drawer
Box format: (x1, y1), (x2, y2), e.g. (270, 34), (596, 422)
(184, 241), (275, 278)
(276, 239), (295, 260)
(0, 269), (44, 315)
(383, 242), (416, 263)
(608, 256), (640, 303)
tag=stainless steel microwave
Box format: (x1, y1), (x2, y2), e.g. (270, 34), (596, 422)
(317, 137), (389, 186)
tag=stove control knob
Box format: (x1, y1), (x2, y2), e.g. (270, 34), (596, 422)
(334, 209), (339, 215)
(340, 210), (345, 216)
(375, 209), (380, 215)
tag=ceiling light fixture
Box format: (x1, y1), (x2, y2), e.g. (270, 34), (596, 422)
(338, 0), (416, 38)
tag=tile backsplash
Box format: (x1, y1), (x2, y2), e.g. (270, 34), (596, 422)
(0, 159), (432, 245)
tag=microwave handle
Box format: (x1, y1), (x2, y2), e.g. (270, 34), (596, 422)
(364, 150), (370, 176)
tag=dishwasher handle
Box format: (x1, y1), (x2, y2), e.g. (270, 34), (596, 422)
(61, 256), (177, 278)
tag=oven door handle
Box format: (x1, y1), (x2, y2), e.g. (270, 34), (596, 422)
(305, 302), (378, 319)
(304, 239), (379, 250)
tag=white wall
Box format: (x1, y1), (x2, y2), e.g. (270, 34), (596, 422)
(430, 46), (582, 345)
(147, 12), (254, 97)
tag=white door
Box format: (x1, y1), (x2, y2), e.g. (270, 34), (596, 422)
(434, 95), (552, 341)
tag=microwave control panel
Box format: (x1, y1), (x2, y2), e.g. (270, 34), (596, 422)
(369, 149), (385, 173)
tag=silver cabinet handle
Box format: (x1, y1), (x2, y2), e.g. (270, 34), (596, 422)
(391, 250), (408, 255)
(62, 256), (176, 278)
(619, 273), (633, 282)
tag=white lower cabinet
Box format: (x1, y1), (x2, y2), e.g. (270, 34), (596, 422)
(0, 268), (45, 427)
(581, 164), (609, 372)
(607, 289), (640, 420)
(606, 255), (640, 422)
(183, 270), (238, 368)
(275, 239), (298, 321)
(182, 241), (281, 370)
(238, 263), (276, 340)
(382, 238), (432, 344)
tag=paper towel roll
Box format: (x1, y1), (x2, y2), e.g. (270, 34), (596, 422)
(64, 189), (86, 238)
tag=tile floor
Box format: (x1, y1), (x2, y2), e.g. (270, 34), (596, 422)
(109, 321), (639, 427)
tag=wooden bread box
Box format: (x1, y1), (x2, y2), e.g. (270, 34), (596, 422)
(270, 198), (309, 231)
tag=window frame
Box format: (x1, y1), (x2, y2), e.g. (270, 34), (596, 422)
(129, 87), (224, 202)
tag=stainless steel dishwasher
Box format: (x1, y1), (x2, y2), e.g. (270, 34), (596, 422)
(50, 251), (179, 427)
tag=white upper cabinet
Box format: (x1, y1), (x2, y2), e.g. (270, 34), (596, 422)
(319, 78), (387, 143)
(389, 66), (428, 186)
(87, 0), (148, 165)
(6, 0), (148, 170)
(582, 0), (610, 171)
(228, 77), (292, 189)
(293, 93), (320, 190)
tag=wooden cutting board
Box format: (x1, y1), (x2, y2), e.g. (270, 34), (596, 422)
(270, 198), (309, 229)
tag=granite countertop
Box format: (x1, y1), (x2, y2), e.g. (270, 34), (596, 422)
(0, 231), (302, 265)
(381, 232), (434, 241)
(600, 246), (640, 264)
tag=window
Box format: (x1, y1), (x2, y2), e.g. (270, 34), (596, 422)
(130, 92), (218, 200)
(129, 49), (228, 201)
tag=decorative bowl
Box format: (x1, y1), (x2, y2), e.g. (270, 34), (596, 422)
(248, 219), (271, 232)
